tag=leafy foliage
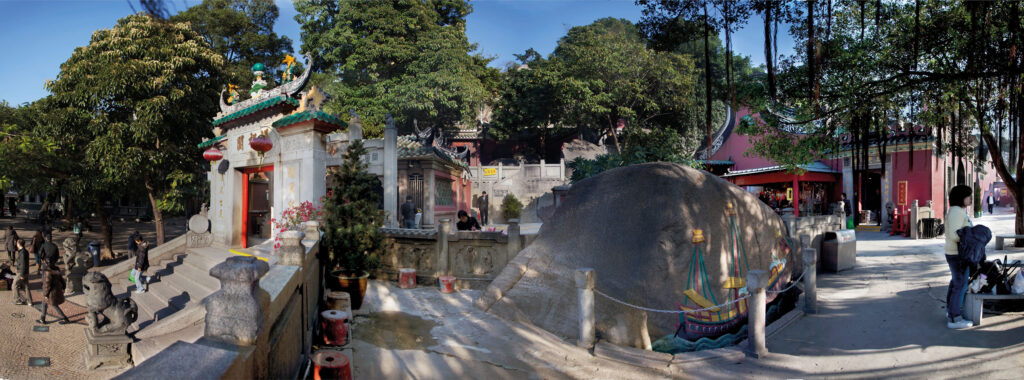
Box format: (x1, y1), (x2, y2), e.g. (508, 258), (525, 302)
(567, 127), (703, 183)
(294, 0), (497, 137)
(171, 0), (293, 87)
(322, 140), (384, 274)
(501, 194), (523, 220)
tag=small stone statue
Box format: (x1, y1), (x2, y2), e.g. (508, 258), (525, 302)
(62, 238), (93, 295)
(83, 272), (138, 335)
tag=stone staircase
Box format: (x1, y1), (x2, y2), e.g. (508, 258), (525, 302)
(107, 246), (244, 363)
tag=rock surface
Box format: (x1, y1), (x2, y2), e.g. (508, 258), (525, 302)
(477, 162), (790, 347)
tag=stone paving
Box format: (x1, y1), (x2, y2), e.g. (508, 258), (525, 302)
(352, 206), (1024, 379)
(0, 216), (185, 380)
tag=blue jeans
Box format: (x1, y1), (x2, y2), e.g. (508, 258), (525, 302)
(403, 219), (416, 229)
(131, 268), (145, 292)
(946, 255), (970, 320)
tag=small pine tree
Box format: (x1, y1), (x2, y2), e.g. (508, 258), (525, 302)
(502, 194), (523, 220)
(322, 140), (384, 274)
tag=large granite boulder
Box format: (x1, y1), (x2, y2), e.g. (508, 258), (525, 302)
(475, 162), (791, 348)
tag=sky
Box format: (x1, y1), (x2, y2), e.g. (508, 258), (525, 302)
(0, 0), (795, 106)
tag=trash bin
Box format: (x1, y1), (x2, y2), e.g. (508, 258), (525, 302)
(87, 241), (101, 268)
(919, 218), (940, 239)
(821, 230), (856, 272)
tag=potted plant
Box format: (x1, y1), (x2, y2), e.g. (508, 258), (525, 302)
(322, 140), (384, 309)
(271, 200), (323, 249)
(502, 193), (523, 220)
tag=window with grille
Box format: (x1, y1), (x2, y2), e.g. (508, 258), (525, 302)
(435, 178), (454, 206)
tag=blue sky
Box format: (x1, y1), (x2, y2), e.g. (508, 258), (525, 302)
(0, 0), (794, 106)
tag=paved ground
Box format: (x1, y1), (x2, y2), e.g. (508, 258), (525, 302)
(352, 206), (1024, 379)
(0, 215), (185, 380)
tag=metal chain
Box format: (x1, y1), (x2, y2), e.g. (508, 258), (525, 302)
(768, 271), (806, 295)
(593, 288), (751, 315)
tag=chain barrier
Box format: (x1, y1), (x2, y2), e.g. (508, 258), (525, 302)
(591, 272), (807, 314)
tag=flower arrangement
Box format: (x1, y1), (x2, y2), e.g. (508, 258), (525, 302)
(271, 200), (323, 249)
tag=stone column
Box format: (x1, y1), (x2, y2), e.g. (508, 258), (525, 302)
(384, 114), (398, 228)
(781, 208), (796, 238)
(575, 268), (596, 350)
(910, 200), (920, 239)
(745, 269), (769, 358)
(507, 219), (522, 263)
(278, 230), (305, 266)
(302, 221), (321, 246)
(438, 218), (451, 277)
(803, 247), (818, 314)
(204, 256), (270, 346)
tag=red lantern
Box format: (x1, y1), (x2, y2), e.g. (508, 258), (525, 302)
(250, 135), (273, 153)
(203, 148), (223, 162)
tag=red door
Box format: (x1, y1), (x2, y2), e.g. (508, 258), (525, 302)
(241, 165), (274, 248)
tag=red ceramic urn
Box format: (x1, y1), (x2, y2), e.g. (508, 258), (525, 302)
(320, 310), (349, 346)
(312, 349), (351, 380)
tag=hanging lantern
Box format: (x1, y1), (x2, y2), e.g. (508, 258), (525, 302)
(250, 134), (273, 153)
(203, 148), (224, 162)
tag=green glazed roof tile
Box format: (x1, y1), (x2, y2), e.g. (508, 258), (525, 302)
(212, 97), (299, 126)
(197, 134), (226, 148)
(272, 110), (347, 129)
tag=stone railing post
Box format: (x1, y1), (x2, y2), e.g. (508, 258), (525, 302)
(803, 247), (818, 314)
(438, 218), (451, 277)
(575, 268), (596, 350)
(781, 208), (796, 238)
(910, 200), (920, 240)
(204, 256), (270, 346)
(746, 269), (769, 358)
(507, 219), (522, 259)
(301, 221), (321, 246)
(278, 230), (305, 266)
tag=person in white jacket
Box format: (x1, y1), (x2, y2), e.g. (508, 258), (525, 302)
(945, 185), (974, 329)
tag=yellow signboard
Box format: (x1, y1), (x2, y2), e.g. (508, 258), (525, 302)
(786, 188), (793, 201)
(483, 168), (497, 176)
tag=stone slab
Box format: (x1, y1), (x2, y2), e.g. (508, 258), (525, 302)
(114, 340), (238, 380)
(592, 340), (672, 369)
(669, 346), (745, 365)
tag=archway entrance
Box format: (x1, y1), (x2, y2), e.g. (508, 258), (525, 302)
(242, 165), (274, 248)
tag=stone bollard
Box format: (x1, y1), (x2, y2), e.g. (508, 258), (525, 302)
(204, 256), (270, 346)
(438, 218), (451, 277)
(745, 269), (769, 359)
(278, 230), (306, 266)
(910, 200), (920, 239)
(781, 208), (796, 238)
(302, 221), (321, 246)
(507, 219), (522, 259)
(575, 268), (596, 350)
(803, 247), (818, 314)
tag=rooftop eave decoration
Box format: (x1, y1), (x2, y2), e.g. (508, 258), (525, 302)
(197, 134), (227, 149)
(211, 96), (299, 127)
(272, 110), (348, 133)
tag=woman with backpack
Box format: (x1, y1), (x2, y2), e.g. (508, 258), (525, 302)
(945, 185), (975, 329)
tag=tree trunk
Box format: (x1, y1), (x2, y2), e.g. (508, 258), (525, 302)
(64, 197), (73, 224)
(764, 3), (776, 100)
(703, 2), (713, 159)
(95, 200), (114, 260)
(1016, 191), (1024, 247)
(145, 179), (166, 245)
(808, 0), (818, 112)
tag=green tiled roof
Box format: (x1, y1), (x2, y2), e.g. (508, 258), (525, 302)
(272, 110), (347, 129)
(697, 159), (735, 166)
(397, 135), (468, 168)
(197, 134), (226, 148)
(212, 96), (299, 126)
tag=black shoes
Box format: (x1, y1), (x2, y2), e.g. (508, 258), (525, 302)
(36, 318), (47, 325)
(13, 300), (26, 305)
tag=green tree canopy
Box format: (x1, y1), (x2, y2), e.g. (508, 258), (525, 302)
(170, 0), (293, 86)
(46, 13), (226, 245)
(295, 0), (497, 137)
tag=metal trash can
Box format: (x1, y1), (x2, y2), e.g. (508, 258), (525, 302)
(919, 218), (940, 239)
(821, 230), (856, 272)
(87, 241), (101, 268)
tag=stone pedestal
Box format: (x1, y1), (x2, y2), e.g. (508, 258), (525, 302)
(83, 328), (132, 370)
(66, 272), (84, 295)
(302, 221), (321, 247)
(278, 230), (305, 266)
(204, 256), (270, 346)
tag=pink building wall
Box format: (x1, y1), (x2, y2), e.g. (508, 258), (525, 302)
(710, 106), (777, 171)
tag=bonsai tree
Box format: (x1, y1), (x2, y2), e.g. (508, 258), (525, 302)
(502, 194), (523, 220)
(322, 140), (384, 275)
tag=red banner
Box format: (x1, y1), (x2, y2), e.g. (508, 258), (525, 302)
(897, 181), (908, 206)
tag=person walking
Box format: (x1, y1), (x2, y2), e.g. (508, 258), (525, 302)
(478, 191), (489, 226)
(13, 239), (33, 306)
(39, 259), (70, 325)
(400, 196), (417, 229)
(945, 185), (975, 330)
(4, 226), (18, 263)
(987, 192), (996, 215)
(132, 235), (150, 294)
(30, 229), (43, 275)
(39, 232), (59, 269)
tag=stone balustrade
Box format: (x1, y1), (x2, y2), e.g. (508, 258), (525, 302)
(118, 221), (323, 379)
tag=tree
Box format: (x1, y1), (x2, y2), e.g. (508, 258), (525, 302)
(171, 0), (294, 87)
(489, 49), (568, 157)
(294, 0), (496, 137)
(46, 14), (226, 246)
(322, 140), (384, 274)
(550, 18), (699, 152)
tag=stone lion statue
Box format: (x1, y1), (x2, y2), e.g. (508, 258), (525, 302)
(83, 272), (138, 335)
